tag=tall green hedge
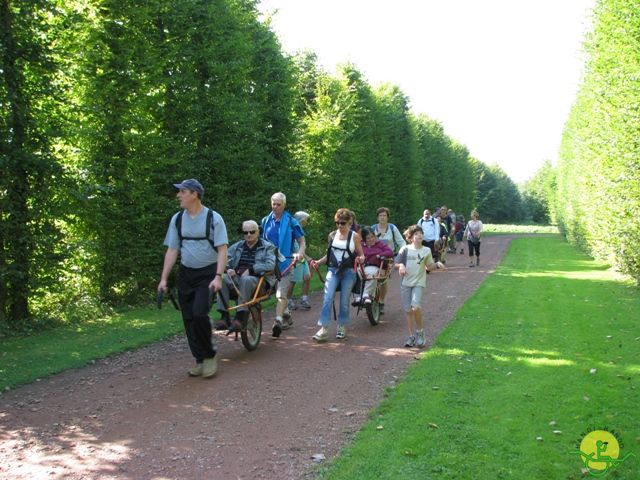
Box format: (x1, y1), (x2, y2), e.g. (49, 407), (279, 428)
(556, 0), (640, 283)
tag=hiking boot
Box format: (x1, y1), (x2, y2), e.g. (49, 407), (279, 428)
(313, 327), (329, 342)
(336, 325), (346, 339)
(299, 298), (311, 310)
(188, 362), (203, 377)
(476, 258), (480, 266)
(404, 335), (416, 348)
(281, 310), (293, 330)
(202, 356), (218, 378)
(415, 330), (426, 348)
(288, 298), (298, 311)
(272, 317), (283, 337)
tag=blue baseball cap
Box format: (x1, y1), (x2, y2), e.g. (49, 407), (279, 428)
(173, 179), (204, 196)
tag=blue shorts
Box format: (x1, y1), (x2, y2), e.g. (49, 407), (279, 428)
(292, 261), (311, 283)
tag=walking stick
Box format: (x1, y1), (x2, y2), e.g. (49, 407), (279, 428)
(157, 289), (180, 310)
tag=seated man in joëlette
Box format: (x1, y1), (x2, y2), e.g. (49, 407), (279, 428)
(215, 220), (278, 331)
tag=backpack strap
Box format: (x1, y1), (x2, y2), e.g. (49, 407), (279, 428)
(326, 229), (355, 268)
(175, 208), (217, 252)
(390, 224), (398, 251)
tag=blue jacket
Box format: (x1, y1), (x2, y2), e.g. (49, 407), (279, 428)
(260, 210), (304, 274)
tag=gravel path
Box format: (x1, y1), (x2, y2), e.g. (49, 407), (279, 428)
(0, 236), (516, 480)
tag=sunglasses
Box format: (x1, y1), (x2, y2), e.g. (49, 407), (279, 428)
(243, 230), (257, 235)
(335, 221), (348, 226)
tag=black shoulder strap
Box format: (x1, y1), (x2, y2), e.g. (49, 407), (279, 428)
(175, 210), (184, 247)
(326, 230), (355, 267)
(205, 208), (215, 251)
(175, 208), (216, 251)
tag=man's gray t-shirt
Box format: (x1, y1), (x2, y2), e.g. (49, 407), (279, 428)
(164, 207), (228, 269)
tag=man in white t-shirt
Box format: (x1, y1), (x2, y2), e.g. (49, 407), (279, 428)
(417, 209), (439, 252)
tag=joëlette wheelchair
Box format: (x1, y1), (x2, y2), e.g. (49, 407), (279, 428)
(351, 256), (393, 326)
(219, 273), (276, 351)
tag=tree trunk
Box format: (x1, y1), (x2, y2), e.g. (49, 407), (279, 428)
(1, 0), (31, 324)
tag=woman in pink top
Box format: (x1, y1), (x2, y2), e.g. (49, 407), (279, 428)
(359, 227), (393, 303)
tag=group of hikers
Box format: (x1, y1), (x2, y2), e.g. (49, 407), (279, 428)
(158, 179), (484, 379)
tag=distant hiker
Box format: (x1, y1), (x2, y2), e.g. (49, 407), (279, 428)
(287, 211), (313, 311)
(464, 209), (483, 267)
(417, 208), (440, 252)
(454, 215), (466, 254)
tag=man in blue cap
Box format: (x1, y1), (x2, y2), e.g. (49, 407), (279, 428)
(158, 179), (228, 378)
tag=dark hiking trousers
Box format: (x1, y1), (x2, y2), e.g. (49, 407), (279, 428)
(178, 263), (217, 362)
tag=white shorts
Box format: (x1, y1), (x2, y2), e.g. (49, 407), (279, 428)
(276, 273), (292, 300)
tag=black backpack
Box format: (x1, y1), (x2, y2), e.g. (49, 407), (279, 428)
(175, 208), (218, 252)
(326, 229), (356, 270)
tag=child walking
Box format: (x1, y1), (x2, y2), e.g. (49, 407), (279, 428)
(395, 225), (445, 348)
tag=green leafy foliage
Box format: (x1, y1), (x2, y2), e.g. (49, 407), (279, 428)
(474, 162), (524, 223)
(556, 0), (640, 283)
(0, 0), (71, 326)
(521, 160), (556, 224)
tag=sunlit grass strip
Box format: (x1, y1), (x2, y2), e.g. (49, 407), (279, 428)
(483, 223), (559, 234)
(319, 236), (639, 480)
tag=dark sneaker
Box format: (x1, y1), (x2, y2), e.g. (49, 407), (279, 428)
(272, 318), (283, 337)
(379, 303), (385, 315)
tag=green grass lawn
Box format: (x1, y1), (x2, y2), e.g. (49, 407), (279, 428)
(318, 236), (639, 479)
